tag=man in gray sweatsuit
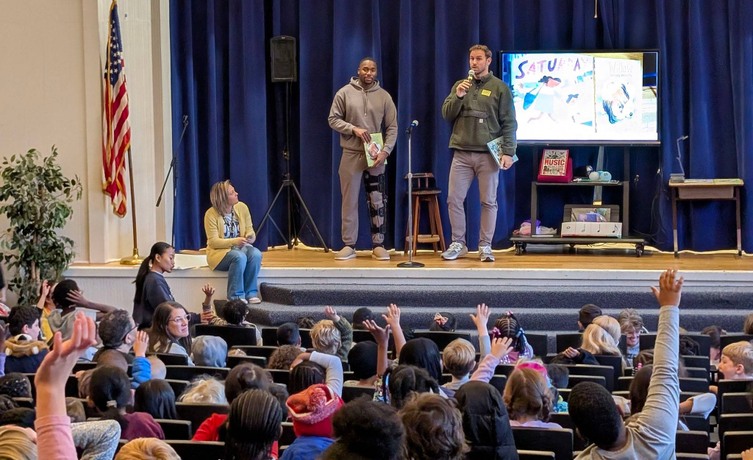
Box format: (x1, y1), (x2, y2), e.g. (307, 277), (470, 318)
(328, 57), (397, 261)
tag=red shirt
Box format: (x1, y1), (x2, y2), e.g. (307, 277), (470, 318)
(193, 413), (279, 458)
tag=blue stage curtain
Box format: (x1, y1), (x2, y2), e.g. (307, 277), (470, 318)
(171, 0), (753, 253)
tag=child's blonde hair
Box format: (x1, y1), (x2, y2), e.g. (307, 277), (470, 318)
(178, 376), (227, 404)
(581, 315), (622, 356)
(442, 339), (476, 378)
(722, 341), (753, 375)
(503, 367), (553, 422)
(310, 319), (341, 355)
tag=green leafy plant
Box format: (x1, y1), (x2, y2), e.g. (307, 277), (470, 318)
(0, 146), (82, 305)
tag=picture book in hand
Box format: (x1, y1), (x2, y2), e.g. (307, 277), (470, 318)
(364, 133), (387, 167)
(486, 135), (519, 169)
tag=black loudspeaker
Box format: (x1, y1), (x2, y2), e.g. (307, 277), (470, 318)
(270, 36), (297, 82)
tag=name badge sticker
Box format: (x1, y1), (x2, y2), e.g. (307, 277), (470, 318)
(480, 89), (492, 97)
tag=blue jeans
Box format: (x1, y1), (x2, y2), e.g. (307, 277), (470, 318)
(214, 246), (262, 300)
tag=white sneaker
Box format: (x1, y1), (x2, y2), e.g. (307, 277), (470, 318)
(479, 245), (495, 262)
(441, 242), (468, 260)
(334, 246), (357, 260)
(372, 246), (390, 261)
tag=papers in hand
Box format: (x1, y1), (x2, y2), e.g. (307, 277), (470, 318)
(364, 133), (387, 168)
(486, 135), (518, 169)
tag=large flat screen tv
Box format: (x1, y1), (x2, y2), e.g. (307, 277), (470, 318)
(499, 50), (660, 145)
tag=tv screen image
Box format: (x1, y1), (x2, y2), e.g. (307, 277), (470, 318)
(500, 51), (659, 145)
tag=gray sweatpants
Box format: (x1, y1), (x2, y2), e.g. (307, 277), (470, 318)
(338, 149), (387, 247)
(446, 150), (500, 247)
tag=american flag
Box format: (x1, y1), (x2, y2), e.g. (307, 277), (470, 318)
(102, 0), (130, 217)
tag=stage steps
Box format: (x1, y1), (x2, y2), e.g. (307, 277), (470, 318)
(250, 282), (753, 334)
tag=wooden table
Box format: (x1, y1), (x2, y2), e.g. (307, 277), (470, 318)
(669, 179), (744, 256)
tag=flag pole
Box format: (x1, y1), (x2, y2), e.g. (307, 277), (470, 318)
(120, 146), (142, 265)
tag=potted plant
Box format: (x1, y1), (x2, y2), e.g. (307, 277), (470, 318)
(0, 146), (82, 305)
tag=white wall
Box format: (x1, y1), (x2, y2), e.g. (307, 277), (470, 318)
(0, 0), (171, 265)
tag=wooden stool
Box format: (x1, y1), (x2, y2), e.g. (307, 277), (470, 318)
(404, 173), (446, 254)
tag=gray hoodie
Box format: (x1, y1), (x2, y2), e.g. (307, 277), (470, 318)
(328, 77), (397, 154)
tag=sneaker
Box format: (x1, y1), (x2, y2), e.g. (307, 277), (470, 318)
(372, 246), (390, 261)
(479, 245), (495, 262)
(334, 246), (357, 260)
(247, 296), (262, 304)
(441, 242), (468, 260)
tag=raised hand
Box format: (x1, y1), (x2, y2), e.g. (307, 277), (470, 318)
(651, 269), (684, 308)
(132, 330), (149, 358)
(35, 313), (97, 390)
(382, 304), (401, 329)
(470, 303), (491, 331)
(363, 319), (391, 345)
(324, 306), (340, 323)
(201, 284), (215, 297)
(490, 337), (513, 360)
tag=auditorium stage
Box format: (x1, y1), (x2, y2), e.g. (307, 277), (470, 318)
(65, 245), (752, 319)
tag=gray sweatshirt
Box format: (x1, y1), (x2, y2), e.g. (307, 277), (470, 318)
(328, 77), (397, 154)
(575, 306), (679, 459)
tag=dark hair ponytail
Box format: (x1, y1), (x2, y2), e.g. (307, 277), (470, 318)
(494, 312), (529, 355)
(134, 242), (173, 302)
(90, 365), (132, 431)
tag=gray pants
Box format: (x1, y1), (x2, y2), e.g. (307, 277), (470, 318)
(338, 149), (387, 247)
(447, 150), (500, 247)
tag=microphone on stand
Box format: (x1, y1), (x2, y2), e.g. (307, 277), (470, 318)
(405, 119), (419, 134)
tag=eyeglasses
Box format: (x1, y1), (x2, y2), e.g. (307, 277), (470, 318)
(169, 315), (190, 325)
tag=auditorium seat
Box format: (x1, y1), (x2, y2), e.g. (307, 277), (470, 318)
(155, 418), (192, 440)
(164, 365), (229, 381)
(194, 324), (257, 347)
(674, 430), (710, 454)
(512, 427), (573, 460)
(175, 403), (228, 437)
(166, 440), (224, 460)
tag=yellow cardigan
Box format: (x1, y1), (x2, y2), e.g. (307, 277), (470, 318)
(204, 202), (256, 270)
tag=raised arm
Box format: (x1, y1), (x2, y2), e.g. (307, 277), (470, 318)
(292, 350), (344, 397)
(66, 290), (116, 319)
(364, 320), (391, 378)
(470, 303), (492, 357)
(383, 304), (406, 357)
(325, 306), (352, 361)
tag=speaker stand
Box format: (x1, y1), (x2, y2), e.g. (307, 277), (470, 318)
(257, 82), (329, 252)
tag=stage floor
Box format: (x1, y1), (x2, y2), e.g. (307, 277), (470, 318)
(65, 244), (752, 313)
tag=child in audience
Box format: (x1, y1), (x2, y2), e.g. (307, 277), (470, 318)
(5, 305), (49, 373)
(320, 397), (404, 460)
(93, 309), (138, 364)
(147, 301), (194, 364)
(191, 335), (228, 367)
(282, 383), (344, 460)
(290, 349), (344, 397)
(400, 393), (468, 460)
(225, 389), (283, 460)
(399, 337), (444, 386)
(311, 306), (352, 362)
(441, 338), (476, 397)
(178, 376), (227, 404)
(134, 379), (178, 420)
(269, 344), (305, 370)
(578, 303), (602, 331)
(618, 308), (645, 364)
(701, 324), (725, 365)
(503, 367), (561, 429)
(90, 365), (165, 441)
(493, 312), (534, 363)
(149, 355), (167, 379)
(96, 330), (152, 388)
(47, 279), (116, 341)
(569, 269), (682, 458)
(115, 438), (181, 460)
(385, 365), (439, 409)
(344, 341), (378, 387)
(65, 397), (86, 423)
(277, 322), (302, 347)
(711, 340), (753, 393)
(193, 363), (273, 442)
(203, 297), (264, 345)
(0, 373), (32, 398)
(351, 307), (374, 330)
(546, 363), (570, 413)
(455, 381), (518, 460)
(429, 312), (457, 332)
(560, 315), (625, 367)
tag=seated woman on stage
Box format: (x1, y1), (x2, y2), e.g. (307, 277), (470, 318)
(204, 180), (263, 304)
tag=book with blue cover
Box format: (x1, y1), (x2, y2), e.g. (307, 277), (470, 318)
(486, 135), (518, 168)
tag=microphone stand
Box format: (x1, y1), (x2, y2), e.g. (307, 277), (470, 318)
(156, 115), (189, 246)
(398, 123), (424, 268)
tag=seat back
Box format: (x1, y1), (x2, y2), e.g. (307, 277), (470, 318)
(517, 450), (556, 459)
(166, 440), (224, 460)
(721, 392), (753, 414)
(148, 352), (189, 366)
(555, 333), (582, 353)
(679, 414), (710, 433)
(156, 418), (192, 440)
(352, 329), (376, 343)
(567, 374), (606, 389)
(718, 413), (753, 445)
(226, 354), (267, 369)
(682, 355), (711, 372)
(165, 365), (229, 381)
(341, 385), (376, 402)
(280, 421), (297, 447)
(488, 375), (507, 395)
(719, 334), (753, 351)
(260, 327), (312, 348)
(674, 430), (709, 454)
(165, 379), (190, 398)
(175, 403), (228, 436)
(268, 369), (290, 387)
(494, 364), (517, 377)
(722, 431), (753, 460)
(548, 412), (586, 451)
(194, 324), (257, 347)
(679, 377), (710, 393)
(616, 376), (633, 391)
(565, 364), (614, 391)
(525, 332), (549, 357)
(511, 427), (573, 460)
(412, 330), (473, 352)
(594, 354), (625, 384)
(683, 367), (709, 380)
(231, 345), (279, 360)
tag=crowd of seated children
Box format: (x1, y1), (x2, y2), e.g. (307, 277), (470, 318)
(344, 341), (378, 387)
(455, 380), (518, 459)
(568, 268), (682, 458)
(618, 308), (646, 364)
(225, 389), (283, 460)
(578, 303), (602, 331)
(90, 364), (164, 441)
(268, 345), (306, 370)
(5, 305), (48, 374)
(281, 383), (344, 460)
(202, 295), (264, 345)
(191, 335), (228, 367)
(134, 379), (178, 420)
(701, 324), (725, 365)
(503, 367), (561, 429)
(192, 363), (273, 442)
(320, 396), (404, 460)
(400, 393), (468, 460)
(178, 375), (227, 404)
(147, 301), (194, 364)
(311, 306), (352, 362)
(115, 437), (181, 460)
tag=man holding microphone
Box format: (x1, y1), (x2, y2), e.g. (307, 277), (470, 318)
(441, 44), (517, 262)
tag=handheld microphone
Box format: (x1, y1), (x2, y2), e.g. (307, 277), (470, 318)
(467, 69), (475, 81)
(406, 120), (419, 134)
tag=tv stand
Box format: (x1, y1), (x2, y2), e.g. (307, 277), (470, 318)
(510, 146), (646, 257)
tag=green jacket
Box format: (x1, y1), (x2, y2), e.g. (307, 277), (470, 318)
(442, 71), (517, 155)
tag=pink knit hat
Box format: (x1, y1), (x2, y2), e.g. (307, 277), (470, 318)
(286, 384), (343, 438)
